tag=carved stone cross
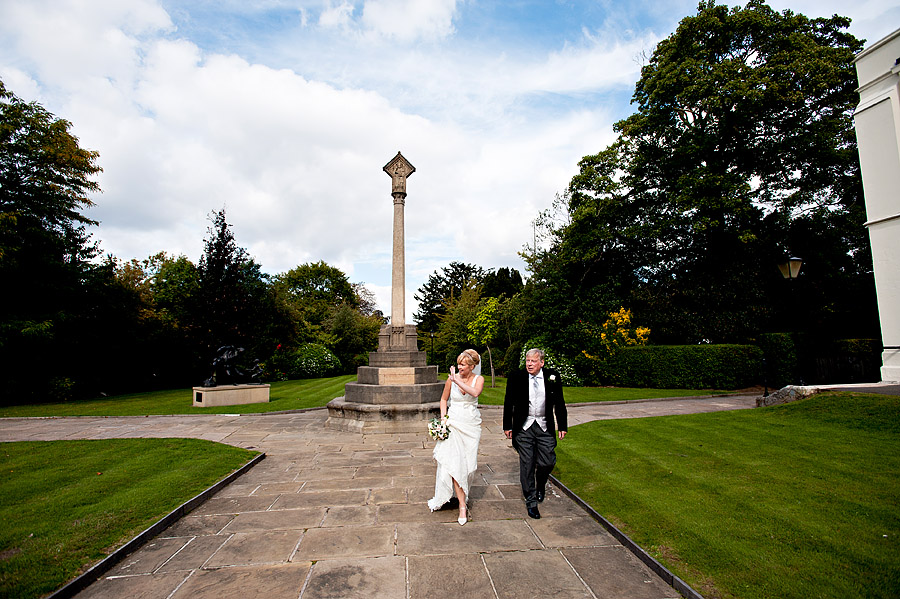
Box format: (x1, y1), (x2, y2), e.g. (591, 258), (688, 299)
(384, 151), (416, 197)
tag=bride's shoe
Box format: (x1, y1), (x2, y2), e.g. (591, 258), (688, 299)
(458, 505), (468, 526)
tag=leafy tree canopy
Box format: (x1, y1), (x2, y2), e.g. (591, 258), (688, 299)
(196, 208), (270, 354)
(534, 0), (872, 344)
(0, 79), (100, 262)
(273, 260), (359, 327)
(0, 79), (107, 402)
(414, 262), (524, 333)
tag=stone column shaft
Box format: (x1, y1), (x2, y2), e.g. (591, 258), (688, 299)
(392, 194), (406, 327)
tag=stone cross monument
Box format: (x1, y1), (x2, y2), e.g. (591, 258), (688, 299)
(385, 151), (414, 328)
(325, 152), (444, 433)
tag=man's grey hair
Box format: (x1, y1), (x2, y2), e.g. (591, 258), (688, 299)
(525, 348), (544, 360)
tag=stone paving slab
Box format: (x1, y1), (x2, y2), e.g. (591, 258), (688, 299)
(73, 572), (189, 599)
(222, 508), (325, 532)
(294, 525), (396, 560)
(156, 536), (230, 573)
(206, 530), (303, 567)
(484, 549), (594, 599)
(563, 546), (681, 599)
(171, 563), (311, 599)
(408, 553), (496, 599)
(303, 556), (406, 599)
(401, 519), (547, 555)
(0, 396), (760, 598)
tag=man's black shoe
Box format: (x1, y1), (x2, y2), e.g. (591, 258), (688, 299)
(536, 489), (545, 503)
(527, 506), (541, 519)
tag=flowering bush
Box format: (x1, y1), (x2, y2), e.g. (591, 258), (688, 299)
(577, 308), (650, 385)
(261, 344), (291, 381)
(291, 343), (342, 379)
(519, 342), (583, 387)
(585, 307), (650, 356)
(262, 343), (341, 380)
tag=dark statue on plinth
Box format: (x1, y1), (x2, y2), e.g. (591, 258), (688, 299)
(202, 345), (263, 387)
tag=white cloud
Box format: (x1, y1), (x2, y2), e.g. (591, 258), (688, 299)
(3, 0), (893, 324)
(319, 0), (355, 29)
(0, 0), (172, 87)
(361, 0), (459, 42)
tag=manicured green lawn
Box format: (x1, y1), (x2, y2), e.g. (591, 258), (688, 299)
(0, 376), (356, 417)
(0, 375), (729, 417)
(554, 392), (900, 599)
(447, 374), (728, 405)
(0, 439), (258, 599)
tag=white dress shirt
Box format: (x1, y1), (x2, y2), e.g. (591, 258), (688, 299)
(523, 369), (547, 432)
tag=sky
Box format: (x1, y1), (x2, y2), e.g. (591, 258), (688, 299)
(1, 0), (898, 323)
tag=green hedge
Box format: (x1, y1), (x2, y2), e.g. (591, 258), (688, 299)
(757, 333), (798, 389)
(603, 344), (763, 389)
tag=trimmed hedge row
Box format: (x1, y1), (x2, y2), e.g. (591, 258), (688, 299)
(603, 344), (764, 389)
(594, 337), (881, 389)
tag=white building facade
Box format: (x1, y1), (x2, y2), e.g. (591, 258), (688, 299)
(854, 28), (900, 382)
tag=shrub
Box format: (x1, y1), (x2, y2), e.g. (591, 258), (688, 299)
(500, 342), (523, 377)
(802, 337), (882, 384)
(291, 343), (342, 379)
(261, 344), (291, 381)
(757, 333), (798, 388)
(519, 341), (583, 387)
(262, 343), (341, 380)
(603, 344), (763, 389)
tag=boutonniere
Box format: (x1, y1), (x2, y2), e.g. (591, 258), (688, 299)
(549, 375), (557, 382)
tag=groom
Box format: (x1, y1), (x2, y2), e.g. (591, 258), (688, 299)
(503, 348), (567, 519)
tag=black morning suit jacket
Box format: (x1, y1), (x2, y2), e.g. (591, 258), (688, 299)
(503, 368), (568, 450)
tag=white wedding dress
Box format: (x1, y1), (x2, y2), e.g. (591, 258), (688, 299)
(427, 376), (482, 511)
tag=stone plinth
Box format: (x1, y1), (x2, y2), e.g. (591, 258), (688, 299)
(343, 380), (446, 405)
(193, 384), (270, 407)
(325, 345), (444, 433)
(325, 398), (441, 434)
(357, 365), (439, 385)
(368, 350), (426, 368)
(377, 324), (419, 353)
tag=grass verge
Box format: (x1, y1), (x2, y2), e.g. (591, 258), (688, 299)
(554, 392), (900, 599)
(0, 376), (356, 417)
(0, 375), (731, 417)
(0, 439), (258, 599)
(474, 378), (730, 406)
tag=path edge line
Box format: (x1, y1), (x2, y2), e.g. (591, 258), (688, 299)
(46, 452), (267, 599)
(549, 474), (704, 599)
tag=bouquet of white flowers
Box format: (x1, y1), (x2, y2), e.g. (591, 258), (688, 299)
(428, 415), (450, 441)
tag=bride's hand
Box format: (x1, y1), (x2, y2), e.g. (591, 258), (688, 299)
(449, 366), (457, 382)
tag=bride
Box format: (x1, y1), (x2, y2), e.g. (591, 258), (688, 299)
(427, 349), (484, 525)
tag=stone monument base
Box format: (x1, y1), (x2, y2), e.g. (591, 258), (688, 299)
(193, 384), (270, 407)
(325, 397), (440, 434)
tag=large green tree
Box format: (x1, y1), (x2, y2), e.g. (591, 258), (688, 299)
(272, 261), (358, 336)
(271, 261), (380, 373)
(0, 80), (107, 401)
(414, 262), (486, 333)
(536, 1), (874, 345)
(195, 209), (276, 367)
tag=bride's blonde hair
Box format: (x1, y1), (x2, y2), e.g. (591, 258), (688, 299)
(457, 349), (481, 366)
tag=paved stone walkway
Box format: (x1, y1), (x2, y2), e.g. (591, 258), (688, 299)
(0, 395), (757, 599)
